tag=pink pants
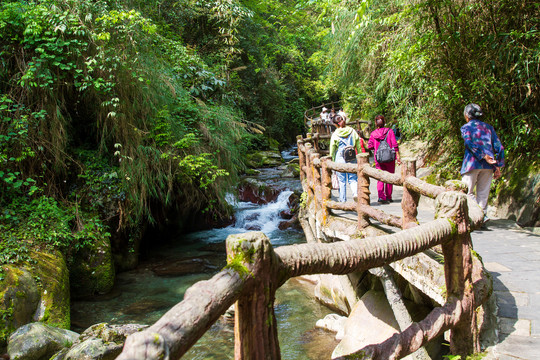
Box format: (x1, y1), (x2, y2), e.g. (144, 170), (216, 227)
(375, 161), (396, 201)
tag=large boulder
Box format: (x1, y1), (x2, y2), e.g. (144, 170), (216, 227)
(238, 178), (280, 204)
(68, 235), (115, 299)
(493, 168), (540, 227)
(313, 273), (361, 315)
(0, 267), (40, 344)
(331, 290), (402, 358)
(0, 251), (70, 345)
(7, 322), (79, 360)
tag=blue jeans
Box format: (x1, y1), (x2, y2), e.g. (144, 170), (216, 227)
(336, 157), (358, 202)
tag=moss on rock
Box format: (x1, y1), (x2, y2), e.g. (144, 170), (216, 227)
(0, 250), (70, 345)
(34, 251), (71, 330)
(69, 235), (115, 299)
(245, 150), (283, 168)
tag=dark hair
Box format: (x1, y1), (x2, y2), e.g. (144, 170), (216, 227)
(375, 114), (385, 128)
(332, 115), (344, 125)
(464, 103), (483, 119)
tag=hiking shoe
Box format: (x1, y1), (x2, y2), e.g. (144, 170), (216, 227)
(378, 198), (389, 204)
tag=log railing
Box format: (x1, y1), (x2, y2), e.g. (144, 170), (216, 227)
(117, 134), (488, 360)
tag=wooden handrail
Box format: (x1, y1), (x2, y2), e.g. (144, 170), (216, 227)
(118, 134), (487, 360)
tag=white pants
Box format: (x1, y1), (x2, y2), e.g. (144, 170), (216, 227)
(461, 169), (493, 215)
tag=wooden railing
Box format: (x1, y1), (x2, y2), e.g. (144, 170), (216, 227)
(117, 134), (488, 360)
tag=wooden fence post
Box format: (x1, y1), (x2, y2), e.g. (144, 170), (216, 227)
(435, 192), (480, 357)
(401, 158), (420, 229)
(227, 232), (281, 360)
(356, 152), (370, 228)
(297, 136), (306, 184)
(313, 132), (320, 153)
(320, 156), (331, 221)
(311, 151), (321, 212)
(304, 142), (314, 199)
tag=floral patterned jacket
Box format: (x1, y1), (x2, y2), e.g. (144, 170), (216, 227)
(460, 119), (505, 175)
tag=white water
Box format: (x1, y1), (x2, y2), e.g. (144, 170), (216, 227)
(184, 189), (300, 247)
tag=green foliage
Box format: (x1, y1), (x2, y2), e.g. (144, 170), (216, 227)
(0, 238), (32, 281)
(0, 196), (110, 257)
(323, 0), (540, 168)
(0, 0), (327, 267)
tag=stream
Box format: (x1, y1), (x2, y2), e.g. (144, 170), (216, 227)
(71, 150), (339, 359)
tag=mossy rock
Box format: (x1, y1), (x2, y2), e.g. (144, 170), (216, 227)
(0, 267), (40, 345)
(493, 160), (540, 227)
(7, 322), (79, 360)
(268, 137), (280, 151)
(0, 250), (70, 345)
(281, 162), (300, 178)
(69, 236), (115, 299)
(245, 150), (283, 168)
(33, 251), (71, 330)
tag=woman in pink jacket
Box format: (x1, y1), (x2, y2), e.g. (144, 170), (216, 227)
(368, 115), (401, 204)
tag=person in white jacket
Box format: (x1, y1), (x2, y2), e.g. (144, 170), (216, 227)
(329, 116), (366, 202)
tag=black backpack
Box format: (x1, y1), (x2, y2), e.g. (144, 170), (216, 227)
(339, 133), (356, 162)
(342, 145), (356, 162)
(375, 130), (396, 163)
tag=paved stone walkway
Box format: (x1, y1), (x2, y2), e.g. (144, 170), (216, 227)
(330, 173), (540, 359)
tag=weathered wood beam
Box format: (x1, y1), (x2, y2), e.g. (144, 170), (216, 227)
(274, 217), (455, 282)
(370, 266), (431, 360)
(325, 161), (358, 174)
(333, 298), (462, 360)
(357, 153), (371, 228)
(362, 166), (402, 185)
(326, 200), (402, 228)
(228, 232), (281, 360)
(117, 270), (245, 360)
(404, 176), (445, 199)
(401, 158), (420, 229)
(437, 192), (480, 356)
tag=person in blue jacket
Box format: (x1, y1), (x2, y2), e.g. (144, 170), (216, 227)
(460, 103), (505, 224)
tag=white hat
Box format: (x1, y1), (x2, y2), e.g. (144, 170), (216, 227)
(322, 107), (328, 111)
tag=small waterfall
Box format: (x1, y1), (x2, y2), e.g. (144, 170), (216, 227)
(234, 190), (293, 234)
(184, 189), (300, 247)
(281, 145), (298, 161)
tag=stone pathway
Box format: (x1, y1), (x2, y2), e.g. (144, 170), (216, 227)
(330, 171), (540, 359)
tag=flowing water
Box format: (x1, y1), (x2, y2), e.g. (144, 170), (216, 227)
(71, 154), (339, 359)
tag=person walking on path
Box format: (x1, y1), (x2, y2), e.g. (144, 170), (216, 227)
(329, 115), (366, 202)
(460, 103), (505, 223)
(368, 115), (401, 204)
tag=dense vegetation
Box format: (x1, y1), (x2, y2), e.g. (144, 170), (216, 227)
(0, 0), (326, 266)
(1, 0), (538, 270)
(320, 0), (539, 176)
